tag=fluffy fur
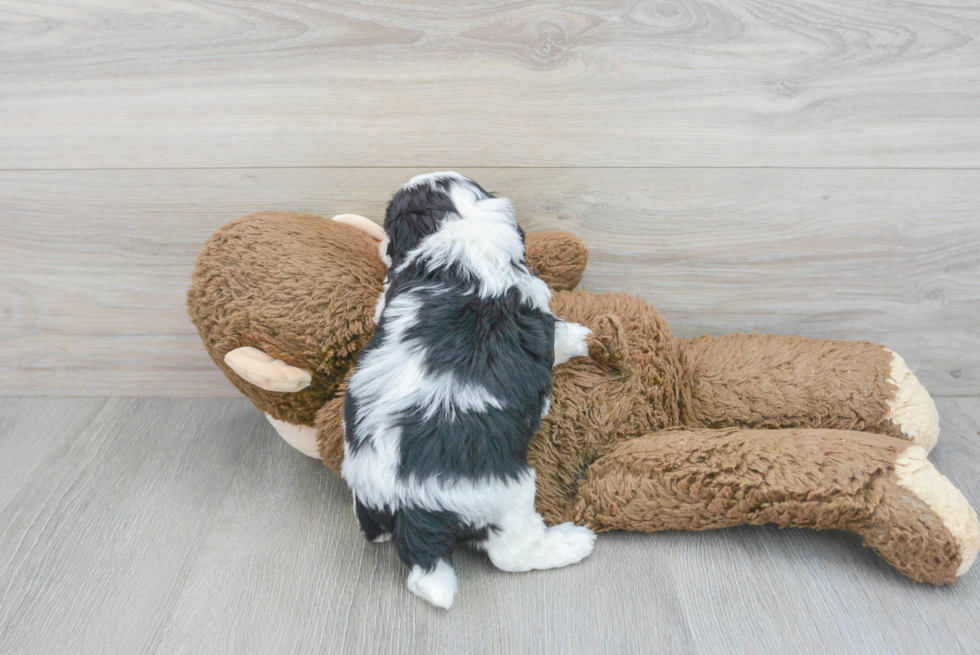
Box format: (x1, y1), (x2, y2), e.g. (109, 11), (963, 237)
(341, 173), (595, 608)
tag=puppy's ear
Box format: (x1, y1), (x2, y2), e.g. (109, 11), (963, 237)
(384, 185), (455, 267)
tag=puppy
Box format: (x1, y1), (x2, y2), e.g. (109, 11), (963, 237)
(342, 172), (595, 609)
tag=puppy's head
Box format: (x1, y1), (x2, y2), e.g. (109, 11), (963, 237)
(382, 172), (524, 270)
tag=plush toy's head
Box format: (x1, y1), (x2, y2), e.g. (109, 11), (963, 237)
(187, 211), (590, 427)
(188, 212), (386, 426)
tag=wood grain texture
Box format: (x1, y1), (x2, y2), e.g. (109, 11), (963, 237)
(0, 398), (257, 655)
(1, 0), (978, 169)
(0, 396), (978, 654)
(2, 167), (977, 396)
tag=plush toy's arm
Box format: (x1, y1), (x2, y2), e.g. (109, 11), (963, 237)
(525, 232), (588, 291)
(677, 334), (940, 451)
(569, 427), (979, 585)
(315, 390), (347, 475)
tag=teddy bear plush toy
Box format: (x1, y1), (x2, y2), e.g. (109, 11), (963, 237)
(188, 210), (979, 585)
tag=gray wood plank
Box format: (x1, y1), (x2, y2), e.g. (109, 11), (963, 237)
(1, 0), (978, 169)
(151, 431), (696, 654)
(2, 168), (978, 396)
(0, 398), (257, 655)
(0, 398), (105, 509)
(0, 397), (978, 654)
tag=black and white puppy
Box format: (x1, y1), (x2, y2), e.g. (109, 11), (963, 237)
(342, 172), (595, 609)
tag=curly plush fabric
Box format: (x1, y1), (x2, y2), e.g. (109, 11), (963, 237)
(568, 427), (962, 584)
(677, 334), (902, 437)
(525, 231), (588, 291)
(187, 212), (978, 586)
(188, 212), (384, 426)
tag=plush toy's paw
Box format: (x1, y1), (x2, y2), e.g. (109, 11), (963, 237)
(406, 561), (457, 609)
(861, 445), (979, 584)
(892, 446), (980, 579)
(588, 314), (629, 372)
(554, 320), (591, 366)
(885, 350), (940, 452)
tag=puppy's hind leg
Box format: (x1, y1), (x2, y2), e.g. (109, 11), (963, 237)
(354, 497), (395, 543)
(393, 508), (460, 609)
(480, 470), (596, 573)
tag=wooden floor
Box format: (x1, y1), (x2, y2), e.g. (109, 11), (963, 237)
(0, 396), (978, 654)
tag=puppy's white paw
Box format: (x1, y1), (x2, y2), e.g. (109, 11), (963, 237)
(536, 523), (596, 569)
(406, 561), (457, 609)
(885, 350), (940, 452)
(372, 533), (392, 543)
(554, 320), (592, 366)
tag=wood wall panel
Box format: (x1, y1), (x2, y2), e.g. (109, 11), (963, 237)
(0, 0), (978, 169)
(2, 168), (976, 396)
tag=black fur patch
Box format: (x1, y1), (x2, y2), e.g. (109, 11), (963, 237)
(355, 499), (395, 542)
(393, 507), (490, 571)
(396, 284), (554, 482)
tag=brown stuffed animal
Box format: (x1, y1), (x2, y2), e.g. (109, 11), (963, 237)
(188, 211), (979, 586)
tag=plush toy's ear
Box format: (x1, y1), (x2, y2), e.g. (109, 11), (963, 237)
(526, 232), (588, 291)
(331, 214), (385, 242)
(332, 214), (391, 267)
(224, 346), (312, 392)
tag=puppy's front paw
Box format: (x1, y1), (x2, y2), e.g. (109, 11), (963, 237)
(554, 320), (591, 366)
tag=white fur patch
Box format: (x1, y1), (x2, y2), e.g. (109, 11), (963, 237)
(372, 282), (388, 325)
(407, 560), (457, 609)
(378, 236), (392, 268)
(478, 471), (596, 572)
(394, 180), (552, 309)
(554, 320), (591, 366)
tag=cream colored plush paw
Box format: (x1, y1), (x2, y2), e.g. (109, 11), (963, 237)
(885, 350), (940, 452)
(895, 446), (980, 576)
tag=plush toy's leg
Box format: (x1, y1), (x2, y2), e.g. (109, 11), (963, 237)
(264, 413), (320, 459)
(570, 427), (978, 584)
(677, 334), (939, 451)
